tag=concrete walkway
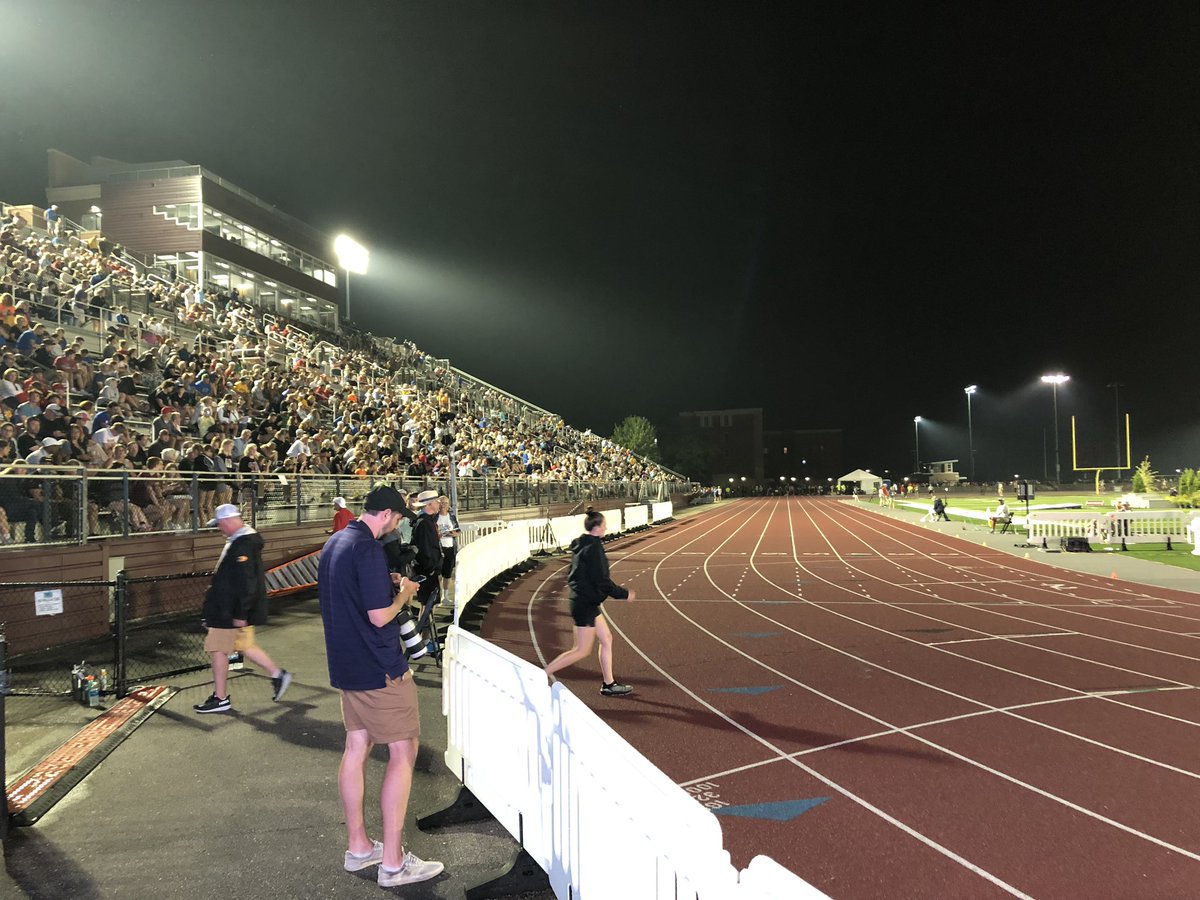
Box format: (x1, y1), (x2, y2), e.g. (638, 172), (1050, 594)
(2, 596), (552, 899)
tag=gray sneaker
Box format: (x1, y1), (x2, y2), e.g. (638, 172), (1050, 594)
(377, 851), (444, 887)
(344, 840), (383, 872)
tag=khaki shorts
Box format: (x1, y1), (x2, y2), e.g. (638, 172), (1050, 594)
(340, 672), (420, 744)
(203, 626), (258, 654)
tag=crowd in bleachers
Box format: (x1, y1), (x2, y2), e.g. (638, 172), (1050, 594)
(0, 214), (674, 542)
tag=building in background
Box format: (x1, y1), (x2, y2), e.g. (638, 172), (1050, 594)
(45, 149), (340, 328)
(677, 407), (764, 487)
(763, 427), (843, 489)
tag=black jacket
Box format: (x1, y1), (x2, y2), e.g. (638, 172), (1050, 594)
(568, 533), (628, 606)
(203, 530), (268, 627)
(412, 512), (443, 578)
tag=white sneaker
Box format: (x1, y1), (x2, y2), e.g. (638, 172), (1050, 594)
(377, 851), (444, 886)
(344, 840), (383, 872)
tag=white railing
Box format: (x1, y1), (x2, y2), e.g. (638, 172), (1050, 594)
(623, 503), (649, 529)
(442, 626), (825, 898)
(1025, 509), (1199, 546)
(451, 525), (531, 621)
(441, 500), (826, 897)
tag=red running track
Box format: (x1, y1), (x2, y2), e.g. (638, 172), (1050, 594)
(480, 497), (1200, 898)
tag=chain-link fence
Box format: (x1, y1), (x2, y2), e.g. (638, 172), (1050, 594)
(118, 572), (212, 691)
(0, 580), (114, 695)
(1, 572), (216, 697)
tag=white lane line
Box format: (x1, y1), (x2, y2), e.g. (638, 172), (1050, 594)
(784, 504), (1200, 731)
(928, 632), (1078, 646)
(678, 685), (1194, 788)
(837, 501), (1200, 618)
(805, 503), (1200, 673)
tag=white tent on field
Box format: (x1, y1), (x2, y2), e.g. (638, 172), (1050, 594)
(839, 468), (882, 494)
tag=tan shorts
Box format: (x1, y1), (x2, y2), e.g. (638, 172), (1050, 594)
(340, 672), (420, 744)
(203, 626), (258, 654)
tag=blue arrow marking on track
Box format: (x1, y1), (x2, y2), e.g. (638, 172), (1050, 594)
(732, 631), (783, 638)
(706, 685), (783, 696)
(712, 798), (830, 821)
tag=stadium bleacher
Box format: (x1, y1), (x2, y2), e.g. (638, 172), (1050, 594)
(0, 209), (683, 543)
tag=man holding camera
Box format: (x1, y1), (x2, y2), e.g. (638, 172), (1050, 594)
(318, 485), (444, 888)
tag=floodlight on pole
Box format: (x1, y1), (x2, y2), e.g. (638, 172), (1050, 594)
(964, 385), (977, 482)
(913, 416), (922, 475)
(333, 234), (369, 322)
(1040, 373), (1069, 487)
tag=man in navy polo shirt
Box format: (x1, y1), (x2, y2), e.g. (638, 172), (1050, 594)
(318, 485), (445, 889)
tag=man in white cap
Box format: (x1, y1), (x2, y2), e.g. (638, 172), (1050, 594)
(331, 495), (352, 533)
(24, 436), (66, 466)
(409, 489), (443, 653)
(194, 503), (292, 713)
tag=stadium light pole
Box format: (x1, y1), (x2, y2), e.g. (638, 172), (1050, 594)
(333, 234), (369, 323)
(913, 416), (922, 475)
(964, 385), (977, 483)
(1041, 373), (1069, 487)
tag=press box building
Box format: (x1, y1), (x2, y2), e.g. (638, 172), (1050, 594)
(45, 149), (341, 330)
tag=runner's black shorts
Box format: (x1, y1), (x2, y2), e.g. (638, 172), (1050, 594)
(569, 598), (603, 628)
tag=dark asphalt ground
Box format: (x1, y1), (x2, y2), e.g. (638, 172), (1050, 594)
(2, 595), (554, 900)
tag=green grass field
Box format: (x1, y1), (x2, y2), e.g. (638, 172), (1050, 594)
(1097, 543), (1200, 572)
(895, 495), (1111, 513)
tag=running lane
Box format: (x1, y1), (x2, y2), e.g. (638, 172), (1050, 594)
(482, 498), (1200, 897)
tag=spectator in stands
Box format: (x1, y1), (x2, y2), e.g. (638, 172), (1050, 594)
(0, 368), (23, 410)
(16, 417), (42, 456)
(0, 460), (40, 542)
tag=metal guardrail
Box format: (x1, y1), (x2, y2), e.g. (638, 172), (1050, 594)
(0, 466), (691, 548)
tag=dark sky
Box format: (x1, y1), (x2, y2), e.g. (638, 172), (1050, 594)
(4, 2), (1199, 480)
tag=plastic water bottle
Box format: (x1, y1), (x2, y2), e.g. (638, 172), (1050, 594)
(99, 669), (110, 692)
(86, 677), (100, 708)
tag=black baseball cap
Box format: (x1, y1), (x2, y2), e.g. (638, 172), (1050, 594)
(363, 485), (405, 513)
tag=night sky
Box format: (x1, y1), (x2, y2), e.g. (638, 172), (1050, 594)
(4, 2), (1198, 480)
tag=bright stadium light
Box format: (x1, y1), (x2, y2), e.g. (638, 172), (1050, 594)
(333, 234), (369, 321)
(964, 385), (978, 482)
(913, 416), (922, 474)
(1040, 373), (1070, 486)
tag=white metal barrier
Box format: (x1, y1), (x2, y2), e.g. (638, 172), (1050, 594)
(623, 503), (649, 529)
(452, 525), (531, 621)
(652, 500), (673, 522)
(442, 625), (824, 898)
(1025, 509), (1199, 546)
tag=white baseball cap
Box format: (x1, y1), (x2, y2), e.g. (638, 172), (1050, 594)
(206, 503), (243, 526)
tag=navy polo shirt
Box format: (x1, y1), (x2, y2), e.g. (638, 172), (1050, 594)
(318, 519), (408, 690)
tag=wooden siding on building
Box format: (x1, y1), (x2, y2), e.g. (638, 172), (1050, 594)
(99, 177), (203, 256)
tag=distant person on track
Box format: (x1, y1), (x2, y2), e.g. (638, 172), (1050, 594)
(318, 485), (444, 888)
(543, 508), (636, 697)
(932, 495), (950, 521)
(194, 503), (292, 714)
